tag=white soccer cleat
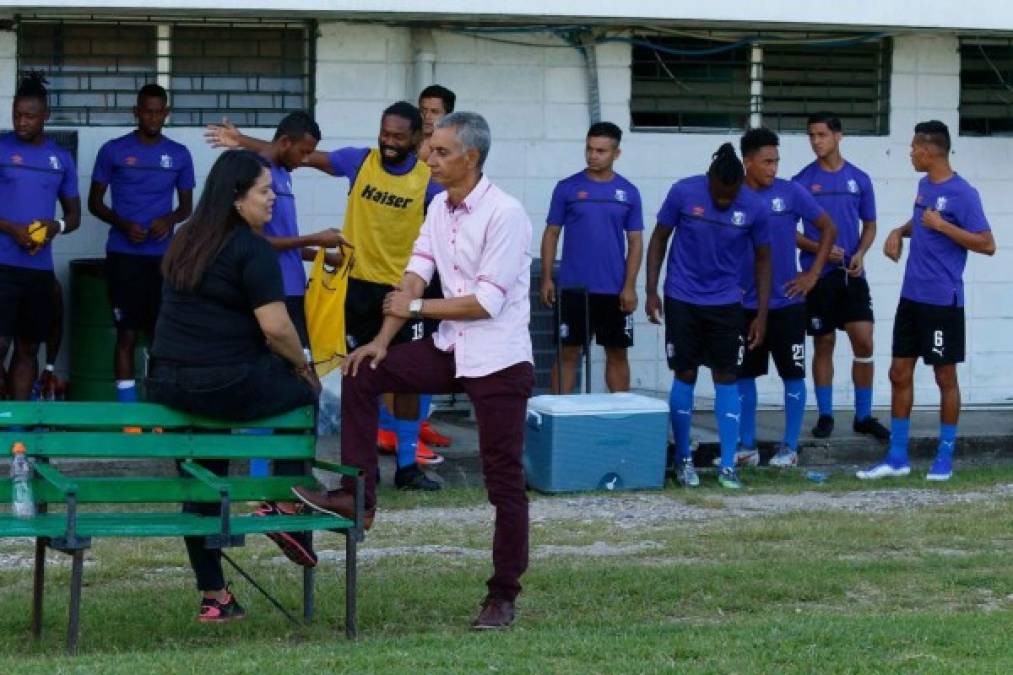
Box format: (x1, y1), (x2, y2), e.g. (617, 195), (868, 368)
(856, 462), (911, 480)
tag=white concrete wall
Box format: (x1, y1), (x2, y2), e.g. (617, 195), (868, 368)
(3, 19), (1011, 408)
(11, 2), (1013, 32)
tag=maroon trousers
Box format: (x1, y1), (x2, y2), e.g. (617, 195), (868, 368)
(339, 337), (534, 601)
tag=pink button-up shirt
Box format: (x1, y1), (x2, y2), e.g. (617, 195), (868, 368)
(405, 175), (533, 378)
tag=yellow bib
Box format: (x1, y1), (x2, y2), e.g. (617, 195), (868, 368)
(304, 247), (352, 376)
(343, 149), (430, 286)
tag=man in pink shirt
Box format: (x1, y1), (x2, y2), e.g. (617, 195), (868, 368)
(295, 112), (535, 630)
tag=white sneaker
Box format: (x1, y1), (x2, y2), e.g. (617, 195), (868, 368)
(768, 444), (798, 468)
(856, 462), (911, 480)
(712, 446), (760, 468)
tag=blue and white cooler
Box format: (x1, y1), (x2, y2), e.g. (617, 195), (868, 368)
(523, 393), (669, 493)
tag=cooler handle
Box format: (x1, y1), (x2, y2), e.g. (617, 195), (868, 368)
(526, 410), (542, 430)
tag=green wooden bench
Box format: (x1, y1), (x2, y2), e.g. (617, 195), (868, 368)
(0, 401), (365, 654)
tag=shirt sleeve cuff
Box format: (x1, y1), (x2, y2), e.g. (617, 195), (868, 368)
(406, 254), (435, 284)
(475, 278), (507, 318)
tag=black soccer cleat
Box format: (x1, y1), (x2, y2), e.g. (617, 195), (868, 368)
(812, 414), (835, 439)
(394, 464), (442, 491)
(853, 416), (891, 442)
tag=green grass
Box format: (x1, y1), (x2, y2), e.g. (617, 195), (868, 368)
(3, 471), (1013, 673)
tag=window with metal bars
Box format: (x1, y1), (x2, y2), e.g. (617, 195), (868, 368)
(631, 34), (891, 135)
(16, 18), (314, 127)
(959, 38), (1013, 136)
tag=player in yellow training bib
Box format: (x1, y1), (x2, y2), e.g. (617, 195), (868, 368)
(206, 101), (446, 488)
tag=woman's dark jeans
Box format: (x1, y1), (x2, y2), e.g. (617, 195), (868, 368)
(147, 353), (317, 591)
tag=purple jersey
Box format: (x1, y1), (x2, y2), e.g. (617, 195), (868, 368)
(741, 179), (824, 310)
(657, 174), (770, 306)
(547, 171), (643, 294)
(901, 174), (990, 307)
(92, 132), (195, 256)
(0, 132), (78, 271)
(792, 160), (875, 276)
(264, 161), (306, 297)
(327, 147), (442, 207)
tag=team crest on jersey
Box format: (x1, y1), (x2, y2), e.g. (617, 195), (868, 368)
(811, 183), (822, 193)
(49, 156), (60, 170)
(614, 189), (627, 202)
(666, 343), (675, 358)
(935, 196), (948, 211)
(559, 323), (570, 339)
(10, 154), (22, 165)
(731, 211), (746, 226)
(577, 191), (588, 200)
(160, 154), (173, 169)
(811, 317), (822, 331)
(847, 179), (859, 193)
(692, 205), (705, 216)
(771, 197), (786, 213)
(125, 156), (138, 166)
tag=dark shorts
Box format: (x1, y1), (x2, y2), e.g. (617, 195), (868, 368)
(555, 289), (634, 349)
(106, 252), (163, 333)
(285, 295), (310, 348)
(421, 269), (444, 337)
(0, 263), (55, 343)
(892, 298), (965, 365)
(805, 267), (874, 336)
(664, 297), (744, 376)
(740, 303), (807, 380)
(344, 277), (429, 352)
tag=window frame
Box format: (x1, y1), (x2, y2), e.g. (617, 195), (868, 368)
(630, 32), (892, 136)
(15, 15), (316, 128)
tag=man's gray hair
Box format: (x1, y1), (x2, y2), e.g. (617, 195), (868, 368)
(436, 111), (491, 169)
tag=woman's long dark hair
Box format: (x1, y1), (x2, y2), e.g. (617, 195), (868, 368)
(162, 149), (269, 291)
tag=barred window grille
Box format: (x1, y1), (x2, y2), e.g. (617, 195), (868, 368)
(959, 38), (1013, 136)
(630, 37), (751, 132)
(16, 18), (314, 127)
(631, 34), (891, 135)
(762, 41), (890, 135)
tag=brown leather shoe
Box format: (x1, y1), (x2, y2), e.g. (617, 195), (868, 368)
(471, 597), (515, 630)
(291, 487), (375, 530)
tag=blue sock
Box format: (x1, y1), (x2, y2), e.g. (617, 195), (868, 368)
(419, 394), (433, 421)
(669, 379), (695, 462)
(815, 385), (833, 417)
(737, 378), (757, 449)
(714, 383), (741, 470)
(394, 418), (420, 469)
(782, 379), (806, 451)
(378, 400), (395, 432)
(855, 386), (873, 422)
(938, 423), (958, 459)
(887, 417), (911, 466)
(116, 380), (137, 403)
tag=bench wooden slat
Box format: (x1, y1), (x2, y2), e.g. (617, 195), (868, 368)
(0, 512), (353, 538)
(0, 402), (314, 430)
(0, 476), (319, 504)
(0, 431), (315, 459)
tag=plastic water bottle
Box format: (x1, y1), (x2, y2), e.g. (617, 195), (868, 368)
(11, 442), (36, 519)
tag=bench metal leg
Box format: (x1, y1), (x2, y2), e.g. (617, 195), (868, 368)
(67, 549), (84, 655)
(31, 538), (46, 640)
(303, 566), (315, 624)
(345, 530), (357, 639)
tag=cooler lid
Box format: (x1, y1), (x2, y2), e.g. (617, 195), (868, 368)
(527, 393), (668, 415)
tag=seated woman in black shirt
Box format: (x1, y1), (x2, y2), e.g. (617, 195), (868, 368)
(147, 149), (320, 623)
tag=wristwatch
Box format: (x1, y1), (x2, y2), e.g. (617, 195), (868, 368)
(409, 299), (424, 320)
(56, 218), (66, 234)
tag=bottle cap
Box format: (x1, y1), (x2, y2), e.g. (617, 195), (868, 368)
(11, 442), (26, 455)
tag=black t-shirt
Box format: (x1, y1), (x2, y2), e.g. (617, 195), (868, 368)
(152, 226), (285, 366)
